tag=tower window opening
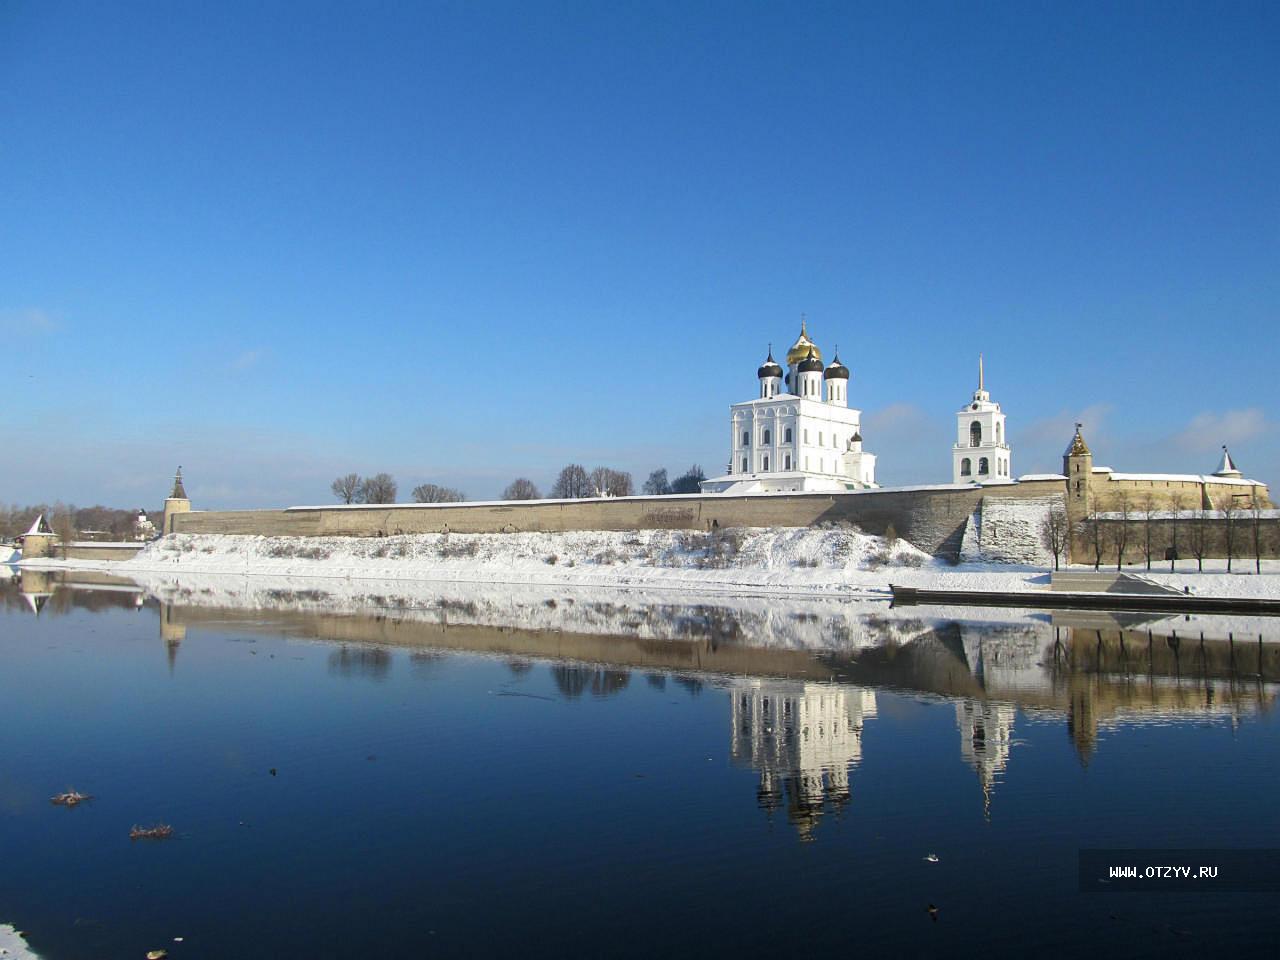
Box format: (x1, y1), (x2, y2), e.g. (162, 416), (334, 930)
(979, 457), (989, 475)
(961, 458), (972, 477)
(970, 421), (982, 447)
(763, 456), (770, 472)
(785, 455), (792, 470)
(742, 458), (748, 473)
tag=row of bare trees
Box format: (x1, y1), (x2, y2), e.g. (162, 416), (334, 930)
(1039, 493), (1276, 573)
(2, 503), (160, 543)
(642, 465), (706, 495)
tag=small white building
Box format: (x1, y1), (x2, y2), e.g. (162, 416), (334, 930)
(701, 320), (877, 494)
(952, 355), (1012, 484)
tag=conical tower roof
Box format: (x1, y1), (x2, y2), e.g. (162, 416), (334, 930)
(1064, 424), (1091, 457)
(169, 467), (188, 500)
(1214, 446), (1242, 478)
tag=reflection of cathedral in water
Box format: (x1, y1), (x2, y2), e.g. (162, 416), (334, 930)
(730, 679), (877, 841)
(954, 700), (1017, 817)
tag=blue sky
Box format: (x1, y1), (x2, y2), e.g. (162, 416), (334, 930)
(3, 0), (1277, 508)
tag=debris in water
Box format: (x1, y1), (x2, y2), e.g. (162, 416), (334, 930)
(923, 853), (939, 863)
(51, 790), (92, 807)
(130, 824), (175, 840)
(927, 903), (939, 922)
(269, 768), (277, 776)
(146, 951), (168, 959)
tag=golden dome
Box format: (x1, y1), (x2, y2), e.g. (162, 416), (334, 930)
(785, 318), (821, 365)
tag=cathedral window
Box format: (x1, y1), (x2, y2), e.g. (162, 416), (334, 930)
(763, 456), (770, 471)
(979, 457), (989, 474)
(763, 429), (771, 445)
(819, 432), (824, 446)
(996, 422), (1003, 444)
(804, 430), (809, 443)
(784, 428), (792, 443)
(970, 421), (982, 447)
(785, 455), (792, 470)
(743, 431), (750, 446)
(961, 458), (972, 476)
(742, 458), (748, 472)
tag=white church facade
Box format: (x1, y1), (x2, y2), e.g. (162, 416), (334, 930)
(700, 320), (878, 494)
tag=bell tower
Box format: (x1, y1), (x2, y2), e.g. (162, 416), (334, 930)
(1063, 424), (1093, 519)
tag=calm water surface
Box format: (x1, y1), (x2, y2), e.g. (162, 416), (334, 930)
(3, 571), (1279, 959)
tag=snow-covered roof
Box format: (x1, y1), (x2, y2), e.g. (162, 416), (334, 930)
(25, 514), (51, 536)
(1017, 473), (1067, 481)
(1108, 472), (1264, 487)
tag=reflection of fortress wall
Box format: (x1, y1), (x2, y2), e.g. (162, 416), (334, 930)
(170, 479), (1070, 560)
(730, 679), (877, 840)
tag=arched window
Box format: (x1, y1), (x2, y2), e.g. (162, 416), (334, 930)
(979, 457), (989, 474)
(970, 421), (982, 447)
(742, 458), (748, 472)
(763, 429), (771, 445)
(784, 428), (792, 443)
(785, 455), (792, 470)
(763, 456), (770, 471)
(961, 458), (972, 476)
(743, 431), (750, 446)
(996, 422), (1002, 444)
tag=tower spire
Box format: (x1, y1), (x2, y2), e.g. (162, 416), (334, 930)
(800, 313), (807, 337)
(978, 353), (984, 392)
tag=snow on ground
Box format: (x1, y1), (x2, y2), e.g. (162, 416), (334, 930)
(18, 527), (1280, 599)
(0, 925), (40, 960)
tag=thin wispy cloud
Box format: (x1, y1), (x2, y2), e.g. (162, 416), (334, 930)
(1171, 409), (1270, 454)
(231, 348), (266, 371)
(0, 307), (60, 335)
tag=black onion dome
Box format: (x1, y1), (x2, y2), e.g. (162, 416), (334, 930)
(824, 352), (849, 380)
(797, 345), (824, 373)
(757, 348), (783, 379)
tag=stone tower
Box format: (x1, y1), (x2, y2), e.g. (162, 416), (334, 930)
(1063, 424), (1093, 520)
(162, 467), (191, 534)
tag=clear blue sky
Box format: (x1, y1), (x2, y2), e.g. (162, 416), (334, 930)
(3, 0), (1276, 508)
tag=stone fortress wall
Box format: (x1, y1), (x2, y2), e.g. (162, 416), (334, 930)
(171, 479), (1070, 560)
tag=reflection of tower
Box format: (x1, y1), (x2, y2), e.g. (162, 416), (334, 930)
(954, 700), (1016, 818)
(1066, 673), (1098, 766)
(730, 680), (877, 841)
(18, 570), (54, 615)
(160, 604), (186, 673)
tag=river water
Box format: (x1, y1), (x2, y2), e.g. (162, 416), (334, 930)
(3, 569), (1279, 958)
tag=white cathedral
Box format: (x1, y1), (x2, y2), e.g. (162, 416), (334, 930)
(700, 320), (879, 494)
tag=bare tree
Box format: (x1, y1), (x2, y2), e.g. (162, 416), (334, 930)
(1251, 495), (1265, 574)
(643, 468), (671, 496)
(1138, 491), (1157, 571)
(1039, 500), (1070, 571)
(412, 483), (466, 503)
(360, 473), (397, 504)
(1188, 500), (1209, 573)
(550, 464), (592, 499)
(1222, 496), (1241, 573)
(1083, 501), (1105, 571)
(1167, 492), (1186, 572)
(502, 478), (541, 500)
(590, 467), (634, 498)
(1111, 492), (1131, 571)
(331, 473), (362, 504)
(52, 502), (77, 559)
(670, 464), (706, 495)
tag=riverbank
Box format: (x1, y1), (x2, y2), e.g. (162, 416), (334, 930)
(0, 925), (39, 960)
(16, 528), (1280, 600)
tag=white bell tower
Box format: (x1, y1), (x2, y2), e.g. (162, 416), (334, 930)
(953, 355), (1011, 483)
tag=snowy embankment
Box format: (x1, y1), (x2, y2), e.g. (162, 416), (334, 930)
(21, 526), (1052, 596)
(0, 925), (40, 960)
(20, 527), (1280, 599)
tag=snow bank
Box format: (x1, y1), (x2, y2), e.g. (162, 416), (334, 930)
(0, 925), (40, 960)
